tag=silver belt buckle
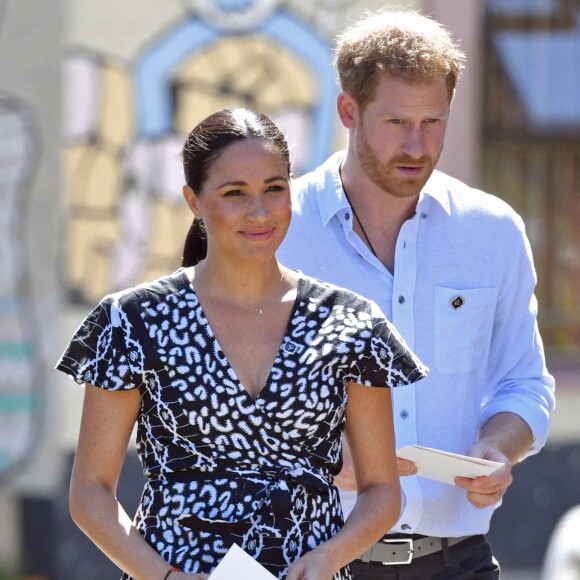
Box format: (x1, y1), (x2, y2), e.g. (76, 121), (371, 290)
(381, 538), (414, 565)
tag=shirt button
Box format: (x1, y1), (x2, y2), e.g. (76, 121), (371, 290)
(400, 410), (409, 419)
(401, 523), (412, 530)
(398, 295), (405, 304)
(421, 212), (427, 219)
(345, 212), (350, 220)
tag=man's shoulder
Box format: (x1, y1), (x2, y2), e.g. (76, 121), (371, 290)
(290, 170), (320, 213)
(432, 170), (524, 226)
(291, 152), (344, 213)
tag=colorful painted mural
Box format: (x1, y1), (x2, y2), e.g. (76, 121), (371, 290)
(0, 0), (40, 482)
(62, 0), (360, 305)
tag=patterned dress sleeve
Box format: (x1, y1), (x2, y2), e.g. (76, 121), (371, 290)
(55, 295), (144, 390)
(358, 301), (429, 389)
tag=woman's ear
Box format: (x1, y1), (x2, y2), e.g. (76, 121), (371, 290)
(183, 185), (201, 217)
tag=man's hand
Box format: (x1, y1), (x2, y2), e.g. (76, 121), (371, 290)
(334, 466), (356, 490)
(454, 441), (513, 508)
(334, 438), (356, 490)
(285, 547), (336, 580)
(397, 457), (418, 477)
(455, 412), (532, 508)
(336, 451), (419, 488)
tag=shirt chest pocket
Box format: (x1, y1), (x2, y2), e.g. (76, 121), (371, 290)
(434, 287), (499, 375)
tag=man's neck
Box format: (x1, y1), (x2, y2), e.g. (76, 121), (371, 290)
(339, 158), (419, 273)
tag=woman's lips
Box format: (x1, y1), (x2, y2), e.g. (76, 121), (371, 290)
(239, 227), (275, 240)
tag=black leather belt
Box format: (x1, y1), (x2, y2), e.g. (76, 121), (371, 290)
(359, 534), (471, 565)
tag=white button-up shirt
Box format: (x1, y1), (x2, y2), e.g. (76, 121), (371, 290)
(278, 151), (555, 537)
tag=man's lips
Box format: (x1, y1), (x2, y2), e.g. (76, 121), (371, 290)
(396, 165), (426, 177)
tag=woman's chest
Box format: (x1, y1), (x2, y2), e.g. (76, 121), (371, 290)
(141, 332), (351, 445)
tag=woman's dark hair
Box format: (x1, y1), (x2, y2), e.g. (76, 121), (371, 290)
(181, 107), (291, 267)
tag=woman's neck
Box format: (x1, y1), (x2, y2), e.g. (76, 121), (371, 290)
(192, 256), (291, 304)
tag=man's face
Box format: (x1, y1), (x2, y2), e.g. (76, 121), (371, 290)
(354, 75), (451, 199)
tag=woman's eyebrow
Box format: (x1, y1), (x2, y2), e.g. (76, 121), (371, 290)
(218, 175), (287, 188)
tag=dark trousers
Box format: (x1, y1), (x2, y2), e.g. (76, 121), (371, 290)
(350, 535), (500, 580)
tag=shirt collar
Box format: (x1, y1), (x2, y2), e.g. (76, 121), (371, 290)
(314, 151), (350, 226)
(313, 151), (452, 223)
(419, 170), (452, 215)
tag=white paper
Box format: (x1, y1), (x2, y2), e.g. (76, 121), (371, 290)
(396, 445), (503, 485)
(209, 543), (277, 580)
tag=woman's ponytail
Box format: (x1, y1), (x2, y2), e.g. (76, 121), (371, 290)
(181, 217), (207, 267)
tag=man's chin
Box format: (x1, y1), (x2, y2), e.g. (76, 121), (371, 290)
(393, 171), (434, 198)
(383, 179), (427, 199)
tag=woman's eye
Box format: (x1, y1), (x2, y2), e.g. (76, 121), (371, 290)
(224, 189), (244, 198)
(265, 184), (285, 193)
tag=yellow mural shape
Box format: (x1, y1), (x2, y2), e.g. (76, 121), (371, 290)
(99, 62), (133, 150)
(174, 35), (316, 133)
(64, 31), (320, 304)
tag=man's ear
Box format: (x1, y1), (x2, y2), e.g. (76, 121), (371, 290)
(183, 185), (201, 217)
(337, 91), (359, 130)
(448, 87), (456, 109)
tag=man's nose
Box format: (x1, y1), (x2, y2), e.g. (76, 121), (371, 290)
(402, 126), (426, 159)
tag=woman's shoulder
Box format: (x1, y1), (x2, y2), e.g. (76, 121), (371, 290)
(298, 273), (379, 315)
(99, 268), (192, 310)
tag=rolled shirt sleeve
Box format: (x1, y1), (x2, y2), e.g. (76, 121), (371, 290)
(479, 213), (555, 455)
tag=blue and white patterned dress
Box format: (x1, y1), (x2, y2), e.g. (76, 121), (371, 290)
(57, 268), (427, 579)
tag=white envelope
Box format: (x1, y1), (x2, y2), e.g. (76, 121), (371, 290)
(209, 543), (277, 580)
(396, 445), (503, 485)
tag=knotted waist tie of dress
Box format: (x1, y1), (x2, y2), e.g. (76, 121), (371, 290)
(157, 467), (332, 537)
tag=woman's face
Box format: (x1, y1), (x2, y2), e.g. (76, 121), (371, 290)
(183, 139), (291, 266)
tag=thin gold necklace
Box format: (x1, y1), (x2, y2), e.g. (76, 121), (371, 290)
(199, 272), (287, 315)
(342, 188), (378, 258)
(212, 297), (264, 315)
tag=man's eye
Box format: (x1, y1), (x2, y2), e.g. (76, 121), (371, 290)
(425, 118), (439, 124)
(389, 119), (402, 124)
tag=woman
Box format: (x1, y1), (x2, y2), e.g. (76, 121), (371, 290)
(57, 108), (427, 580)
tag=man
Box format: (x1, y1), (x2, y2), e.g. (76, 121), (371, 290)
(278, 7), (555, 579)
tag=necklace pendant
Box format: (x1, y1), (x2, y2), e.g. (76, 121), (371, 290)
(255, 307), (263, 315)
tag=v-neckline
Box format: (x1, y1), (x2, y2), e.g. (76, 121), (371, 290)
(179, 269), (304, 403)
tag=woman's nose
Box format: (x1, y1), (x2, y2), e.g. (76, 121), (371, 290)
(247, 195), (269, 220)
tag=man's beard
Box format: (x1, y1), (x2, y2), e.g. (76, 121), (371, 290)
(356, 132), (441, 199)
